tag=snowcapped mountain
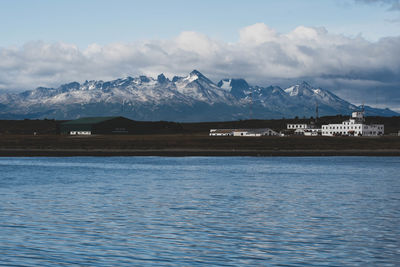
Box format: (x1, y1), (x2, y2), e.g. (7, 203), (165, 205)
(0, 70), (397, 121)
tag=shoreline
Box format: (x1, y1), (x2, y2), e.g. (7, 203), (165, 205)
(1, 134), (399, 157)
(1, 148), (400, 157)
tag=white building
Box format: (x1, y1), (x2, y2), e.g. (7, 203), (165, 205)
(209, 129), (234, 136)
(69, 131), (91, 135)
(287, 124), (309, 130)
(304, 128), (322, 136)
(321, 112), (384, 137)
(233, 128), (278, 137)
(210, 128), (278, 137)
(288, 121), (321, 136)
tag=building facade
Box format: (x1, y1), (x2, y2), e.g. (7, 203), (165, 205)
(209, 129), (234, 136)
(210, 128), (278, 137)
(288, 122), (321, 136)
(287, 124), (309, 130)
(321, 112), (384, 136)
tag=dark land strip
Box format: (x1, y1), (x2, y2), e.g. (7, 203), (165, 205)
(0, 135), (399, 157)
(1, 148), (400, 157)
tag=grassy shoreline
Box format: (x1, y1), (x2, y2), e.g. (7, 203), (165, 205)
(0, 134), (399, 157)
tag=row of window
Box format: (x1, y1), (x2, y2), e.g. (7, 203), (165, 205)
(287, 124), (307, 129)
(322, 125), (383, 130)
(322, 125), (361, 130)
(323, 131), (360, 135)
(322, 131), (381, 135)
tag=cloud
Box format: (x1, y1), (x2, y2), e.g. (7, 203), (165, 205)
(0, 23), (399, 109)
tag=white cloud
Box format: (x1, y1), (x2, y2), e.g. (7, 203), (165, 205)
(0, 23), (399, 108)
(239, 23), (278, 45)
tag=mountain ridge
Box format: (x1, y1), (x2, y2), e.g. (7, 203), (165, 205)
(0, 70), (397, 121)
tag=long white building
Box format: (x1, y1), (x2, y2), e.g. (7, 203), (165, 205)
(210, 128), (278, 137)
(321, 112), (384, 137)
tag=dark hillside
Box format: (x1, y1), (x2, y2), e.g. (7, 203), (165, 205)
(0, 119), (64, 135)
(0, 116), (399, 135)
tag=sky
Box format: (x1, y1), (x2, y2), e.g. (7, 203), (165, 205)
(0, 0), (399, 111)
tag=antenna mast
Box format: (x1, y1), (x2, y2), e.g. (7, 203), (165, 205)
(249, 90), (253, 120)
(362, 102), (365, 122)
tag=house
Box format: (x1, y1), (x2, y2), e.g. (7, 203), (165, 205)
(321, 112), (384, 136)
(209, 129), (234, 136)
(210, 128), (278, 137)
(289, 121), (321, 136)
(233, 128), (278, 137)
(303, 128), (322, 136)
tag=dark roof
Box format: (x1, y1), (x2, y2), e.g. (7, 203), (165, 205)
(61, 117), (121, 125)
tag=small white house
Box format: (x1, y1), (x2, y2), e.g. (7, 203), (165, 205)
(291, 122), (321, 136)
(69, 131), (91, 135)
(303, 128), (322, 136)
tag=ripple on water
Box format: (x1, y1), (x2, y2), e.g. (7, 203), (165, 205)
(0, 156), (399, 266)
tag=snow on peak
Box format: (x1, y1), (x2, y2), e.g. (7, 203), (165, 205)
(218, 79), (232, 91)
(284, 85), (296, 96)
(184, 73), (200, 83)
(185, 70), (214, 84)
(313, 88), (322, 95)
(284, 81), (314, 96)
(2, 70), (387, 121)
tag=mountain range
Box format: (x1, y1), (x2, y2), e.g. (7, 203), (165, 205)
(0, 70), (397, 121)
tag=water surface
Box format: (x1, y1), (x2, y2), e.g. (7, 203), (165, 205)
(1, 157), (399, 266)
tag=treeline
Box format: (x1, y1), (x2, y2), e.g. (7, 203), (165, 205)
(0, 115), (399, 135)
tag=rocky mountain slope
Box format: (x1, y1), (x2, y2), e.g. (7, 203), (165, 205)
(0, 70), (397, 121)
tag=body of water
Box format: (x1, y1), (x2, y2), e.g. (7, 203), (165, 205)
(0, 156), (399, 266)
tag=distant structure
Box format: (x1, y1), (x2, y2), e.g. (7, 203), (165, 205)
(60, 117), (135, 135)
(209, 129), (234, 136)
(287, 124), (309, 130)
(60, 116), (183, 135)
(287, 122), (321, 136)
(210, 128), (278, 137)
(286, 103), (318, 132)
(321, 111), (384, 136)
(302, 127), (321, 136)
(286, 102), (322, 136)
